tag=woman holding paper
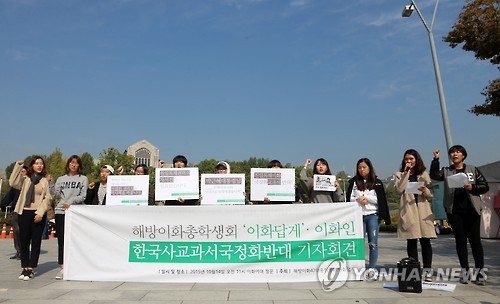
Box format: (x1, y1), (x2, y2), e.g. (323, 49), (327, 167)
(253, 160), (297, 205)
(300, 158), (343, 203)
(429, 145), (489, 285)
(393, 149), (435, 281)
(51, 155), (89, 280)
(346, 158), (391, 272)
(163, 155), (199, 206)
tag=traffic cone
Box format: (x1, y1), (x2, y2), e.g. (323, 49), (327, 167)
(1, 223), (6, 239)
(50, 227), (55, 239)
(9, 227), (14, 239)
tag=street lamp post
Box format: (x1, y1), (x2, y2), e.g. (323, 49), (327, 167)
(338, 176), (351, 202)
(402, 0), (453, 154)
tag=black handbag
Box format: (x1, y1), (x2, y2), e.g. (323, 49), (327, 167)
(397, 257), (422, 293)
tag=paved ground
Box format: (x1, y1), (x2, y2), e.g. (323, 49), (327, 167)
(1, 233), (499, 304)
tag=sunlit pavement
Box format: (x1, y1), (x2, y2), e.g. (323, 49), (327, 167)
(1, 233), (498, 304)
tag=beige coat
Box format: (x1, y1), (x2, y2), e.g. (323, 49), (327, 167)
(393, 170), (436, 239)
(9, 163), (51, 217)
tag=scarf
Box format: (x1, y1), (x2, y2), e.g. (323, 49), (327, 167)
(24, 174), (43, 207)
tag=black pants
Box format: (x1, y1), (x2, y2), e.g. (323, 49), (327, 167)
(12, 212), (21, 255)
(55, 214), (65, 265)
(447, 212), (484, 270)
(407, 238), (432, 269)
(18, 210), (46, 268)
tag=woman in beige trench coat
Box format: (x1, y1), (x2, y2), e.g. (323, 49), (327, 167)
(394, 149), (436, 281)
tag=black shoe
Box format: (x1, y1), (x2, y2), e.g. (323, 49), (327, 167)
(475, 272), (487, 286)
(460, 269), (471, 284)
(10, 254), (20, 260)
(23, 269), (34, 281)
(18, 270), (28, 280)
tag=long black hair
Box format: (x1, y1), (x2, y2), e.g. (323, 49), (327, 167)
(27, 156), (47, 177)
(354, 158), (377, 191)
(400, 149), (426, 176)
(313, 158), (332, 175)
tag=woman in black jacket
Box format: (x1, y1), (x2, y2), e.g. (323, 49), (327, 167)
(430, 145), (489, 285)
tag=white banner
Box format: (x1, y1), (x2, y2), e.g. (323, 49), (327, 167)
(313, 174), (337, 192)
(200, 173), (246, 205)
(65, 203), (364, 283)
(154, 168), (199, 200)
(250, 168), (295, 202)
(106, 175), (149, 206)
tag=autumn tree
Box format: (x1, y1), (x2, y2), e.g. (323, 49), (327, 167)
(444, 0), (500, 116)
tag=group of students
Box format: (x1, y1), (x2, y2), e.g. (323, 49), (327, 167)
(4, 145), (489, 285)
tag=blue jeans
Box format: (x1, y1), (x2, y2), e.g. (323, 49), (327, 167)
(363, 213), (380, 269)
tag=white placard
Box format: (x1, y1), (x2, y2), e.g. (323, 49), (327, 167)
(106, 175), (149, 206)
(250, 168), (295, 201)
(383, 282), (456, 292)
(313, 174), (337, 191)
(201, 173), (246, 205)
(405, 181), (425, 194)
(154, 168), (199, 200)
(447, 173), (469, 188)
(64, 203), (365, 283)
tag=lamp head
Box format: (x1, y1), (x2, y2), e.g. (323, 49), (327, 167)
(402, 4), (414, 17)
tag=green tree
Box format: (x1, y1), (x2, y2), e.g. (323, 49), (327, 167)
(443, 0), (500, 116)
(80, 152), (95, 178)
(4, 162), (16, 180)
(196, 159), (219, 174)
(471, 79), (500, 116)
(94, 148), (134, 180)
(384, 184), (401, 214)
(335, 170), (352, 201)
(147, 166), (157, 205)
(46, 148), (66, 179)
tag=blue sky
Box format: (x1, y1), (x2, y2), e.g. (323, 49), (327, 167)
(1, 0), (498, 179)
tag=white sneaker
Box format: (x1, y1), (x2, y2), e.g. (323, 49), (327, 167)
(55, 269), (64, 280)
(18, 270), (27, 280)
(365, 268), (379, 281)
(22, 270), (34, 281)
(422, 268), (433, 282)
(460, 269), (471, 284)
